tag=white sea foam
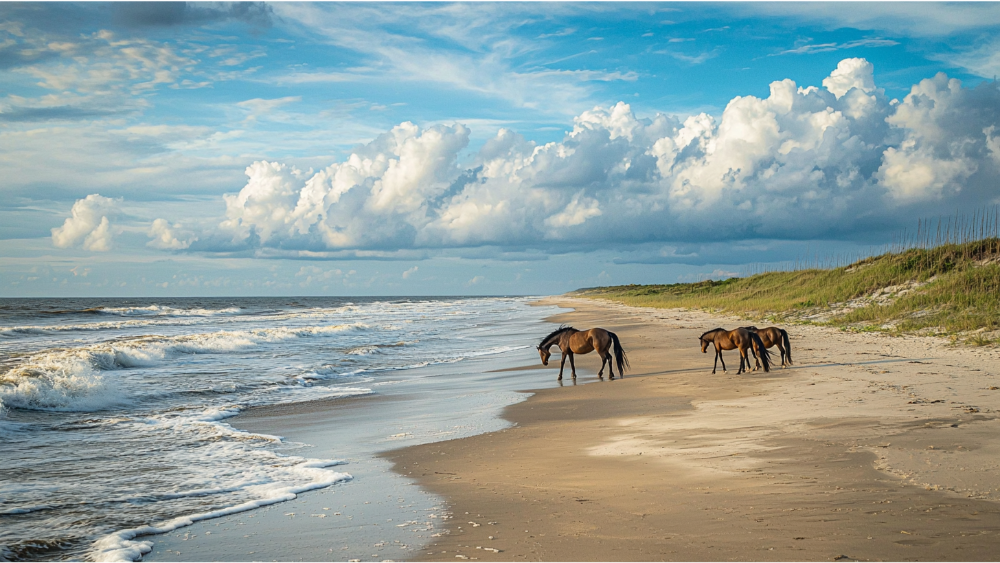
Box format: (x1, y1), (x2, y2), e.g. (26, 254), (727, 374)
(0, 323), (366, 412)
(91, 463), (352, 562)
(0, 318), (208, 337)
(89, 406), (354, 562)
(0, 505), (52, 516)
(346, 345), (380, 355)
(0, 357), (123, 412)
(96, 305), (243, 317)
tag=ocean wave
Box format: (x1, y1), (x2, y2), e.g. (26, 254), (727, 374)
(456, 344), (528, 358)
(0, 318), (206, 337)
(91, 463), (352, 562)
(35, 305), (244, 318)
(96, 305), (244, 317)
(345, 345), (380, 355)
(0, 361), (124, 412)
(293, 343), (526, 383)
(0, 323), (367, 412)
(0, 505), (53, 516)
(88, 412), (354, 563)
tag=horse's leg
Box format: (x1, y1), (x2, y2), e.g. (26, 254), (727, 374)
(558, 352), (567, 380)
(606, 352), (616, 379)
(717, 347), (727, 373)
(738, 346), (746, 374)
(779, 343), (787, 367)
(752, 346), (761, 371)
(569, 352), (577, 379)
(597, 347), (607, 377)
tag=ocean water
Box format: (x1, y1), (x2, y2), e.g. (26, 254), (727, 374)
(0, 297), (562, 562)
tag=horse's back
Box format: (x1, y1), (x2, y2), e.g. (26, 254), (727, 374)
(730, 327), (758, 347)
(568, 327), (612, 353)
(757, 327), (784, 347)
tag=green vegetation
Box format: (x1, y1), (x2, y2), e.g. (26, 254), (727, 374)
(572, 237), (1000, 343)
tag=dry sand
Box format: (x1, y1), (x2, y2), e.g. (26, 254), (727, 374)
(385, 297), (1000, 561)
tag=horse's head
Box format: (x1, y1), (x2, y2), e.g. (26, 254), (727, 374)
(538, 346), (551, 366)
(699, 328), (726, 353)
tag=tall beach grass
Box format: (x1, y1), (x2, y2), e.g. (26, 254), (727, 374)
(573, 207), (1000, 342)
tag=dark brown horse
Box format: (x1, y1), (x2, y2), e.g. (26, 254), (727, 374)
(740, 326), (792, 369)
(538, 326), (629, 380)
(699, 328), (771, 374)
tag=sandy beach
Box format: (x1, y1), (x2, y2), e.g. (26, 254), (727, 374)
(386, 297), (1000, 561)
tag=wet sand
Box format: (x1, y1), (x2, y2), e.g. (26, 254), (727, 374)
(386, 297), (1000, 561)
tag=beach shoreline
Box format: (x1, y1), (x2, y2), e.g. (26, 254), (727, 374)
(386, 296), (1000, 561)
(137, 298), (597, 563)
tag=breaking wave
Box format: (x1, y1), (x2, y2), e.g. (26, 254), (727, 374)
(0, 323), (365, 412)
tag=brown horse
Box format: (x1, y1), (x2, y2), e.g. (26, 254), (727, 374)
(699, 328), (771, 374)
(740, 326), (792, 369)
(537, 326), (629, 380)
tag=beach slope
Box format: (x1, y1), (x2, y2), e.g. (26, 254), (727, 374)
(386, 297), (1000, 561)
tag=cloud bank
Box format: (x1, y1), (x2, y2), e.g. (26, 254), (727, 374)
(139, 58), (999, 257)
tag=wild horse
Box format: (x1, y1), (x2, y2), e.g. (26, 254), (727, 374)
(740, 326), (793, 369)
(699, 328), (771, 374)
(537, 326), (629, 380)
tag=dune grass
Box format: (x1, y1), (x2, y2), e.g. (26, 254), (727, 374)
(572, 237), (1000, 342)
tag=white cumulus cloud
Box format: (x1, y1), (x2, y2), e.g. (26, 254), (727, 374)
(822, 58), (877, 98)
(147, 218), (197, 250)
(157, 58), (1000, 258)
(877, 72), (985, 202)
(51, 194), (120, 251)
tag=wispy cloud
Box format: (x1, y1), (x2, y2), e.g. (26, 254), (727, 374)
(776, 38), (899, 56)
(931, 37), (1000, 79)
(744, 2), (1000, 37)
(270, 3), (635, 115)
(655, 49), (719, 65)
(538, 28), (576, 39)
(236, 96), (302, 123)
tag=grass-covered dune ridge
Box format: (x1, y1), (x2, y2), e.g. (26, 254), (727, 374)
(572, 237), (1000, 344)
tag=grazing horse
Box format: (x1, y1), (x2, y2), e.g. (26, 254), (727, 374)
(537, 326), (629, 380)
(699, 328), (771, 374)
(740, 326), (793, 369)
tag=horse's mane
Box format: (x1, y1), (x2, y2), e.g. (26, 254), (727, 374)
(539, 325), (575, 347)
(700, 327), (726, 339)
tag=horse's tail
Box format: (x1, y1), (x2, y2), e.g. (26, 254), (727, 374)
(609, 331), (629, 375)
(750, 332), (771, 372)
(780, 328), (792, 365)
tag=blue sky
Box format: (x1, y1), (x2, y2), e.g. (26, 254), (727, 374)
(2, 2), (1000, 297)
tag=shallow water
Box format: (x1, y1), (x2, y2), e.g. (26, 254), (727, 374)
(0, 297), (562, 561)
